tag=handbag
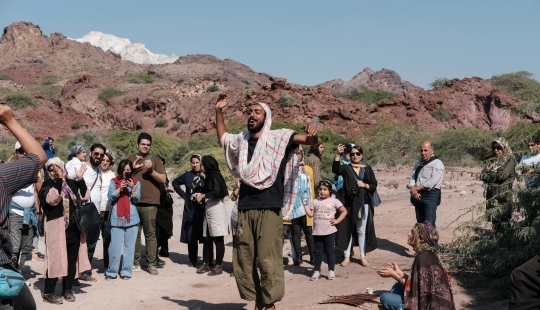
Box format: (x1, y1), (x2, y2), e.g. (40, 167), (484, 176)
(102, 210), (112, 239)
(371, 190), (382, 207)
(0, 267), (25, 299)
(73, 173), (101, 233)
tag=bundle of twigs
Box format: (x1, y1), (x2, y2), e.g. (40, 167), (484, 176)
(320, 293), (379, 308)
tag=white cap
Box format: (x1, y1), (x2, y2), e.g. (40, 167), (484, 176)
(14, 141), (21, 150)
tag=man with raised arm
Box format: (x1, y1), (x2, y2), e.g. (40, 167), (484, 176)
(216, 94), (318, 310)
(0, 103), (46, 310)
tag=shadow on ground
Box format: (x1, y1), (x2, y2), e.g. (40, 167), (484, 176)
(376, 238), (413, 258)
(162, 296), (247, 309)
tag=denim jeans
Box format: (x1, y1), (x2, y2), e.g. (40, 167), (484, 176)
(344, 204), (369, 258)
(380, 282), (404, 310)
(313, 233), (336, 272)
(291, 215), (315, 264)
(106, 224), (138, 278)
(9, 212), (35, 273)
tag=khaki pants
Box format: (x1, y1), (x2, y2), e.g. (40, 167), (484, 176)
(134, 205), (157, 267)
(233, 209), (284, 304)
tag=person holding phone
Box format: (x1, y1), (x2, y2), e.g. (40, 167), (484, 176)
(105, 159), (141, 280)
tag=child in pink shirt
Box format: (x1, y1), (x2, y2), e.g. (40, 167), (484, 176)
(304, 179), (347, 281)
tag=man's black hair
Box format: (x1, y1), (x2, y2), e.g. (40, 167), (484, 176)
(138, 132), (152, 145)
(90, 143), (106, 153)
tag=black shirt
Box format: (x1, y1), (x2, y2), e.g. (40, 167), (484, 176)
(238, 134), (297, 210)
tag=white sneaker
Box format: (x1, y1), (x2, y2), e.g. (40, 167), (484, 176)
(132, 265), (141, 272)
(310, 271), (320, 281)
(328, 270), (335, 280)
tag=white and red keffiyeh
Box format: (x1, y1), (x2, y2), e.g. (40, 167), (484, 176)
(220, 102), (299, 219)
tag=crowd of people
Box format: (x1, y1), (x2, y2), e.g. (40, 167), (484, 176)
(0, 94), (539, 309)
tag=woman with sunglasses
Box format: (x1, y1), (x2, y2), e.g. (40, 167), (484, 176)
(480, 138), (516, 230)
(332, 144), (378, 267)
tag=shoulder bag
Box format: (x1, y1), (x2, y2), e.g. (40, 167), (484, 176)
(73, 171), (101, 233)
(0, 266), (25, 299)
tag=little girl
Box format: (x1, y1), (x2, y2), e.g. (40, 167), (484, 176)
(304, 179), (347, 281)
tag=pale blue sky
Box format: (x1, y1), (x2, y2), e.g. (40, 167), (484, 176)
(2, 1), (539, 88)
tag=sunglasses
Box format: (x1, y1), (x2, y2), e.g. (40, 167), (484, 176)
(92, 152), (104, 158)
(350, 152), (362, 157)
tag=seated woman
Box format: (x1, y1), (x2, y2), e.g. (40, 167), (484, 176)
(376, 222), (455, 310)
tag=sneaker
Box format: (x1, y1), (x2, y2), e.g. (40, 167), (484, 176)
(79, 275), (97, 282)
(62, 290), (76, 302)
(328, 270), (335, 280)
(105, 275), (116, 281)
(156, 258), (166, 268)
(197, 262), (210, 274)
(360, 257), (370, 267)
(310, 271), (320, 281)
(208, 265), (223, 276)
(147, 265), (159, 275)
(43, 293), (63, 304)
(132, 265), (141, 272)
(120, 276), (131, 280)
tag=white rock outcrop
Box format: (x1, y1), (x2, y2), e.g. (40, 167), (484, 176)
(72, 31), (179, 64)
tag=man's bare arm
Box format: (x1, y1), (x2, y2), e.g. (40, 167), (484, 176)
(215, 94), (229, 143)
(293, 124), (318, 145)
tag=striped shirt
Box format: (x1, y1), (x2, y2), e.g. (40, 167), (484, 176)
(0, 153), (40, 265)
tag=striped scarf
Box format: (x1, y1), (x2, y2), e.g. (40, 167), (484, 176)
(221, 102), (299, 219)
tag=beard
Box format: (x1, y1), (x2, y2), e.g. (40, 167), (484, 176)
(89, 156), (102, 167)
(247, 120), (264, 133)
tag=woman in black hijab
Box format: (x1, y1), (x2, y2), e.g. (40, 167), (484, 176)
(192, 155), (229, 276)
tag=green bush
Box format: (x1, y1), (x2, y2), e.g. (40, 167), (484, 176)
(98, 87), (125, 102)
(0, 73), (12, 81)
(170, 122), (181, 132)
(431, 108), (451, 122)
(71, 121), (83, 130)
(54, 129), (105, 161)
(207, 85), (220, 92)
(429, 77), (450, 89)
(333, 85), (397, 105)
(41, 75), (58, 86)
(516, 100), (540, 117)
(491, 71), (540, 101)
(5, 90), (38, 109)
(128, 72), (154, 84)
(276, 93), (297, 107)
(32, 85), (62, 99)
(155, 118), (168, 128)
(433, 128), (495, 166)
(152, 90), (168, 99)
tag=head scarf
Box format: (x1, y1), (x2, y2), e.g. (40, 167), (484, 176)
(201, 155), (228, 200)
(221, 102), (299, 219)
(46, 157), (77, 229)
(67, 144), (86, 157)
(487, 137), (513, 171)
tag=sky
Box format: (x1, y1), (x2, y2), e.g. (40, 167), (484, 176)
(2, 0), (539, 89)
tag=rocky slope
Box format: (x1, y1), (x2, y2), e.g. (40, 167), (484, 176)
(318, 68), (423, 93)
(73, 31), (179, 64)
(0, 21), (526, 141)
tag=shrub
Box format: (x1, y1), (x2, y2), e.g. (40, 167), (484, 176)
(276, 93), (297, 107)
(5, 90), (38, 109)
(155, 118), (168, 128)
(431, 108), (451, 122)
(333, 85), (397, 105)
(54, 129), (105, 160)
(170, 122), (181, 132)
(516, 100), (540, 117)
(207, 85), (220, 92)
(128, 72), (154, 84)
(491, 71), (540, 101)
(98, 87), (125, 102)
(41, 75), (58, 86)
(0, 73), (12, 81)
(152, 90), (168, 99)
(433, 128), (495, 166)
(32, 85), (62, 99)
(71, 121), (83, 130)
(429, 77), (450, 89)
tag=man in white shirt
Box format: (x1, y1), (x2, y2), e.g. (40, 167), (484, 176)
(68, 143), (106, 282)
(517, 133), (540, 188)
(407, 141), (445, 228)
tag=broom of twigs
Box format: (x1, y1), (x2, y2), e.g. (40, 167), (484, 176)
(320, 293), (379, 308)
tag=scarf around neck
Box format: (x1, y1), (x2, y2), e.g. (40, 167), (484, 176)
(221, 102), (299, 219)
(112, 176), (138, 226)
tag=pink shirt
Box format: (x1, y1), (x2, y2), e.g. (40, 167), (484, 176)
(310, 197), (342, 236)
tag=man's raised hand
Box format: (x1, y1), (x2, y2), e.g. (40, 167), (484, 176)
(0, 104), (14, 126)
(216, 94), (229, 110)
(303, 124), (317, 137)
(133, 155), (144, 170)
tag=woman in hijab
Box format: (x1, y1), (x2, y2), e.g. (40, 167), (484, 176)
(332, 144), (378, 267)
(480, 138), (517, 230)
(172, 154), (205, 267)
(39, 157), (91, 304)
(377, 222), (456, 310)
(64, 144), (87, 177)
(193, 155), (229, 276)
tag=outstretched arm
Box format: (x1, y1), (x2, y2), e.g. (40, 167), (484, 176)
(293, 124), (318, 146)
(215, 94), (229, 143)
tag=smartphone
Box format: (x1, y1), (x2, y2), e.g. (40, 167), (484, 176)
(125, 171), (132, 180)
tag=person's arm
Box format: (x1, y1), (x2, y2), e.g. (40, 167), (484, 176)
(416, 160), (444, 191)
(330, 205), (347, 225)
(332, 158), (344, 175)
(172, 174), (187, 200)
(363, 166), (377, 193)
(108, 179), (119, 202)
(215, 94), (228, 143)
(304, 201), (314, 218)
(0, 105), (46, 167)
(44, 179), (64, 206)
(145, 157), (166, 184)
(292, 124), (318, 146)
(131, 182), (141, 204)
(42, 138), (50, 151)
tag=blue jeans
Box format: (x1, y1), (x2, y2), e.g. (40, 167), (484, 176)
(380, 282), (405, 310)
(106, 224), (138, 278)
(413, 189), (440, 228)
(344, 204), (369, 257)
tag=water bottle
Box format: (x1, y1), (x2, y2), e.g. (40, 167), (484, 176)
(397, 303), (403, 310)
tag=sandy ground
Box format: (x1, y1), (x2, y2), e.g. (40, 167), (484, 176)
(23, 166), (509, 310)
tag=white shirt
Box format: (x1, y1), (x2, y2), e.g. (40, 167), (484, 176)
(407, 157), (445, 190)
(100, 170), (116, 212)
(65, 158), (84, 178)
(11, 184), (35, 216)
(518, 153), (540, 167)
(68, 161), (102, 211)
